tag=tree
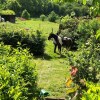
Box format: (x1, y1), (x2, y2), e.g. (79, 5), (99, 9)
(49, 0), (100, 11)
(17, 0), (35, 16)
(0, 0), (6, 4)
(6, 0), (21, 16)
(21, 9), (30, 19)
(48, 11), (58, 22)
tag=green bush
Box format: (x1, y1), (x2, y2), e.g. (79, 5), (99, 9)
(21, 9), (30, 20)
(68, 35), (100, 83)
(5, 0), (21, 16)
(77, 19), (100, 47)
(0, 23), (45, 56)
(21, 30), (45, 55)
(60, 16), (79, 37)
(58, 18), (100, 49)
(40, 14), (46, 21)
(48, 11), (58, 22)
(66, 35), (100, 99)
(31, 30), (45, 55)
(0, 43), (38, 100)
(81, 82), (100, 100)
(58, 16), (79, 49)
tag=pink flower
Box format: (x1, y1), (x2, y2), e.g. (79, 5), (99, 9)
(70, 66), (78, 76)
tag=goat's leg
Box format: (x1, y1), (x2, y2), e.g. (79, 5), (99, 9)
(54, 44), (57, 53)
(58, 45), (61, 55)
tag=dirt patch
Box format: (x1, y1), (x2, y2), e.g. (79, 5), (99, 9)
(18, 17), (26, 21)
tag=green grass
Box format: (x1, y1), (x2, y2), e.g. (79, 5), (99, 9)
(23, 19), (71, 98)
(16, 18), (59, 37)
(0, 19), (71, 98)
(16, 19), (71, 98)
(34, 59), (68, 97)
(34, 40), (70, 98)
(11, 18), (100, 99)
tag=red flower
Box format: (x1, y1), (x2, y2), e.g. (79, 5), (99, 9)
(70, 66), (78, 76)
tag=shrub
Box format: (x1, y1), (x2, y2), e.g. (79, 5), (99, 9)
(65, 19), (100, 99)
(58, 18), (100, 50)
(58, 16), (79, 50)
(40, 14), (46, 21)
(5, 0), (21, 16)
(31, 30), (45, 55)
(21, 9), (30, 20)
(77, 19), (100, 47)
(60, 16), (79, 37)
(0, 43), (38, 100)
(68, 35), (100, 84)
(66, 35), (100, 99)
(21, 30), (45, 56)
(48, 11), (58, 22)
(81, 82), (100, 100)
(0, 23), (45, 56)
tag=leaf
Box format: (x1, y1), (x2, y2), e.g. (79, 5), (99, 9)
(96, 30), (100, 40)
(14, 92), (22, 100)
(0, 81), (8, 90)
(83, 0), (86, 5)
(96, 33), (100, 39)
(66, 86), (79, 94)
(66, 78), (72, 87)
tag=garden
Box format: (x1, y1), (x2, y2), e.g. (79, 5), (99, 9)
(0, 0), (100, 100)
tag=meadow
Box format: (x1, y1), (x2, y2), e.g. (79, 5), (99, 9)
(16, 19), (72, 98)
(0, 18), (100, 100)
(0, 19), (71, 98)
(0, 0), (100, 99)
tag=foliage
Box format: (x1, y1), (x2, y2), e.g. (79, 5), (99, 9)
(62, 2), (90, 17)
(49, 0), (100, 18)
(0, 18), (68, 98)
(77, 19), (100, 47)
(96, 29), (100, 42)
(0, 23), (45, 56)
(0, 0), (97, 18)
(50, 0), (100, 5)
(0, 43), (38, 100)
(59, 18), (100, 49)
(40, 14), (46, 21)
(58, 16), (79, 49)
(63, 18), (100, 99)
(31, 30), (45, 55)
(21, 9), (30, 20)
(48, 11), (59, 22)
(68, 36), (100, 83)
(65, 33), (100, 99)
(60, 16), (79, 33)
(5, 0), (21, 16)
(81, 82), (100, 100)
(0, 10), (15, 15)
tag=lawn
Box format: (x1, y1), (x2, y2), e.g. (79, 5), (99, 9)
(0, 19), (99, 98)
(0, 19), (71, 98)
(16, 18), (59, 37)
(34, 39), (70, 98)
(17, 19), (71, 98)
(16, 19), (71, 98)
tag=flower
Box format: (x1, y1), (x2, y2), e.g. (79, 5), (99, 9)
(70, 66), (78, 76)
